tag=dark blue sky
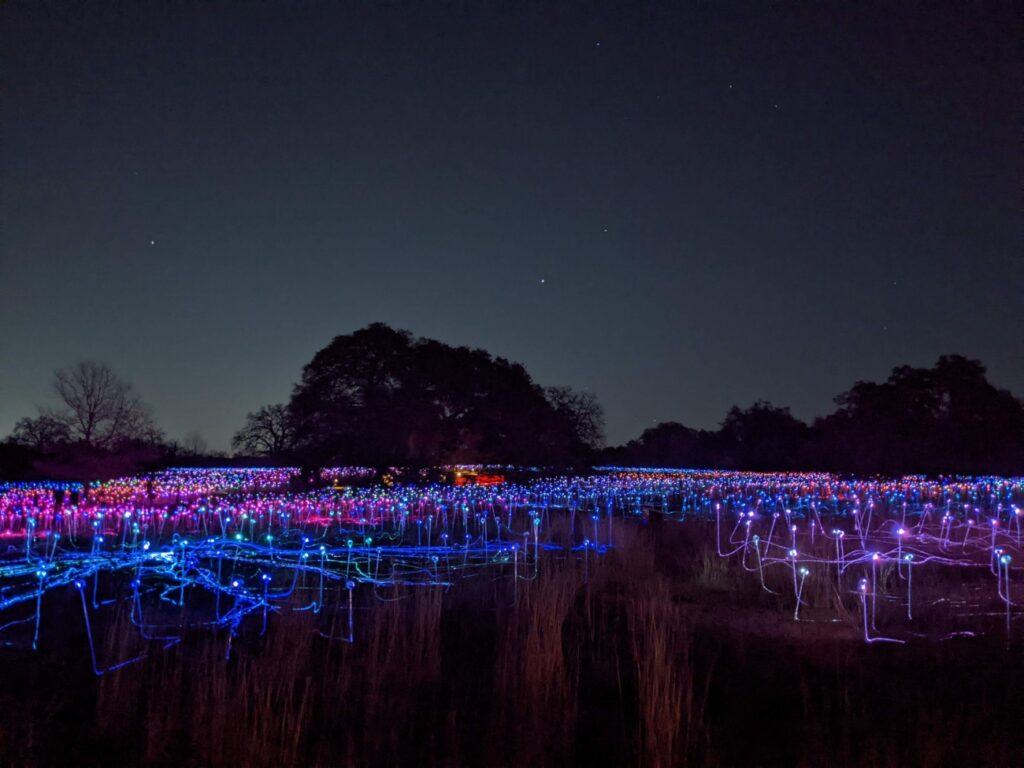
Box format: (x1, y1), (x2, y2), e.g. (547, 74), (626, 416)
(3, 1), (1021, 450)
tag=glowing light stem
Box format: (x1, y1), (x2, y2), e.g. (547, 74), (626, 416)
(753, 537), (770, 592)
(789, 549), (799, 610)
(765, 513), (779, 554)
(870, 555), (879, 631)
(317, 549), (326, 610)
(858, 580), (871, 642)
(715, 504), (724, 557)
(995, 553), (1012, 604)
(177, 542), (188, 606)
(794, 568), (808, 621)
(77, 581), (102, 675)
(730, 514), (745, 544)
(25, 519), (35, 563)
(741, 523), (752, 569)
(346, 581), (354, 643)
(999, 555), (1013, 635)
(513, 546), (519, 603)
(905, 555), (913, 620)
(835, 535), (845, 591)
(215, 551), (223, 620)
(260, 575), (270, 636)
(32, 571), (44, 650)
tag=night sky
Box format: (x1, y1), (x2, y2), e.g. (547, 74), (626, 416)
(3, 1), (1021, 451)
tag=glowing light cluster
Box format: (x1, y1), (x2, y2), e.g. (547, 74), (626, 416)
(1, 467), (1022, 673)
(0, 468), (609, 672)
(693, 470), (1024, 643)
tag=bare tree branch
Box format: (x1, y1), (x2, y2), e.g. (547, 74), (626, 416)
(232, 404), (295, 456)
(49, 361), (162, 449)
(545, 385), (606, 449)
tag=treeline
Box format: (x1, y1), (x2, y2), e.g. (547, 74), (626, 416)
(235, 328), (1024, 475)
(603, 355), (1024, 476)
(2, 325), (605, 480)
(3, 325), (1023, 479)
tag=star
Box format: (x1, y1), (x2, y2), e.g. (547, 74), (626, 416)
(149, 240), (156, 246)
(540, 278), (546, 284)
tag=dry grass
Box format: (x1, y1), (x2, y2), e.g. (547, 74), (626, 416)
(2, 518), (1023, 766)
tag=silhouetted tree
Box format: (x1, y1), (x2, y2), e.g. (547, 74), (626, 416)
(12, 412), (72, 451)
(180, 431), (209, 457)
(13, 361), (162, 451)
(720, 401), (809, 471)
(545, 386), (606, 450)
(620, 422), (709, 467)
(7, 361), (165, 481)
(285, 323), (581, 466)
(817, 355), (1024, 475)
(232, 404), (296, 457)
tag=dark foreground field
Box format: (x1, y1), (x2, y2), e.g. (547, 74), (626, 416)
(2, 520), (1022, 767)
